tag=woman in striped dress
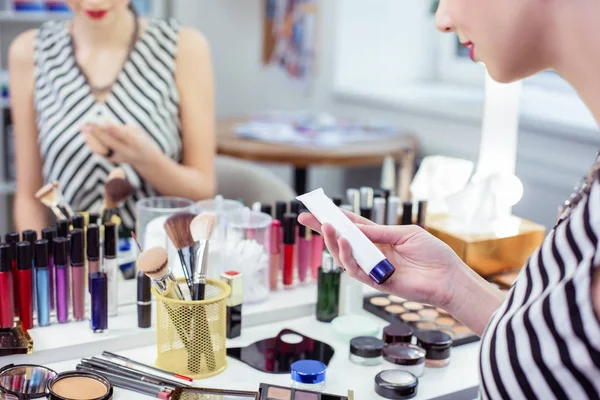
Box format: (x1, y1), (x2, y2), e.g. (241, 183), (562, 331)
(9, 0), (216, 232)
(301, 0), (600, 398)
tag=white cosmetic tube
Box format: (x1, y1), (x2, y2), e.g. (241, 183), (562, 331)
(297, 188), (395, 285)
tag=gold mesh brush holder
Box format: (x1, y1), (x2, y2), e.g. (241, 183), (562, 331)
(153, 278), (231, 379)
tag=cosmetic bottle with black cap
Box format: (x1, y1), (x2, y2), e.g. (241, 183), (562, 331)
(137, 271), (151, 329)
(70, 229), (85, 322)
(104, 223), (118, 317)
(0, 244), (14, 328)
(16, 242), (33, 330)
(41, 228), (56, 311)
(35, 240), (50, 327)
(54, 237), (69, 324)
(283, 213), (297, 289)
(316, 251), (341, 322)
(71, 214), (85, 230)
(5, 232), (20, 312)
(402, 202), (413, 225)
(56, 220), (69, 238)
(22, 230), (37, 312)
(360, 187), (374, 220)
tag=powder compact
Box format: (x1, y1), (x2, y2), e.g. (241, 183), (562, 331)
(374, 370), (418, 399)
(363, 294), (477, 346)
(0, 364), (58, 399)
(381, 343), (426, 377)
(382, 323), (413, 345)
(415, 330), (452, 368)
(47, 371), (113, 400)
(349, 336), (385, 366)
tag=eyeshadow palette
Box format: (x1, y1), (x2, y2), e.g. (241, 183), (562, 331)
(258, 383), (352, 400)
(0, 323), (33, 356)
(363, 294), (479, 347)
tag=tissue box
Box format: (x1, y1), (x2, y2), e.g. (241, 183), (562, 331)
(426, 215), (546, 276)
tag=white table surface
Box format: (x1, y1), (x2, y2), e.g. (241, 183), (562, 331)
(41, 314), (481, 400)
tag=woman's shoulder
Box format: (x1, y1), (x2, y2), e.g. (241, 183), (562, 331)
(148, 18), (208, 50)
(8, 29), (36, 68)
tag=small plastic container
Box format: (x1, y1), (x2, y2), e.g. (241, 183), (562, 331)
(350, 336), (385, 366)
(416, 330), (452, 368)
(331, 315), (380, 343)
(225, 208), (272, 304)
(383, 323), (414, 345)
(290, 360), (327, 392)
(382, 343), (426, 377)
(375, 370), (418, 399)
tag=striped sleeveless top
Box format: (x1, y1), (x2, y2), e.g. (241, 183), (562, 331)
(479, 154), (600, 399)
(34, 18), (182, 230)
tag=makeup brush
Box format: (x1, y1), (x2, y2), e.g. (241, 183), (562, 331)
(101, 177), (133, 223)
(164, 212), (197, 293)
(137, 247), (185, 301)
(131, 232), (142, 252)
(35, 182), (74, 220)
(190, 213), (217, 301)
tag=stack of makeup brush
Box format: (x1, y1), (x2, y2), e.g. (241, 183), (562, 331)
(35, 168), (133, 223)
(137, 212), (217, 373)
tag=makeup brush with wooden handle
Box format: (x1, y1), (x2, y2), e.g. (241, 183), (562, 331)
(190, 213), (217, 301)
(35, 181), (74, 220)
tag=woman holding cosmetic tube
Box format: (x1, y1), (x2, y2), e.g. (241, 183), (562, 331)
(301, 1), (600, 398)
(9, 0), (216, 232)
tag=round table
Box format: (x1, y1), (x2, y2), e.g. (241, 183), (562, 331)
(216, 118), (419, 197)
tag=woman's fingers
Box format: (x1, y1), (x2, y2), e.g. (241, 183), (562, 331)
(82, 126), (109, 156)
(298, 208), (375, 235)
(321, 223), (343, 267)
(357, 224), (422, 246)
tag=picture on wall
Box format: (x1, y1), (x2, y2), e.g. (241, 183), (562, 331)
(262, 0), (318, 89)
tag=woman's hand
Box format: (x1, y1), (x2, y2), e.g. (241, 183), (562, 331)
(81, 123), (160, 167)
(299, 210), (467, 311)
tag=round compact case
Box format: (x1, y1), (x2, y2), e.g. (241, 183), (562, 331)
(0, 364), (58, 399)
(415, 330), (452, 368)
(375, 370), (419, 399)
(382, 323), (414, 345)
(382, 343), (426, 377)
(47, 371), (113, 400)
(349, 336), (385, 366)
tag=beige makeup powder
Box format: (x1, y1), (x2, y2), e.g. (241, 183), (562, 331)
(52, 376), (107, 400)
(435, 317), (456, 327)
(453, 325), (472, 335)
(419, 309), (439, 320)
(267, 386), (292, 399)
(370, 297), (392, 307)
(416, 322), (437, 330)
(403, 302), (424, 311)
(385, 305), (406, 314)
(387, 295), (405, 303)
(400, 312), (421, 322)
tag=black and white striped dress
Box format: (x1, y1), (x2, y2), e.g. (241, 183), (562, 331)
(479, 156), (600, 399)
(34, 18), (182, 230)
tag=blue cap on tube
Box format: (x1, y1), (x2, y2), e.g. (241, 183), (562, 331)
(369, 259), (396, 285)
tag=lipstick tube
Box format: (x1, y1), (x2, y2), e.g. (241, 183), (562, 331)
(104, 223), (118, 317)
(41, 228), (56, 311)
(0, 244), (14, 328)
(90, 272), (108, 333)
(269, 220), (281, 291)
(5, 232), (19, 315)
(16, 242), (33, 330)
(297, 222), (312, 284)
(298, 188), (396, 285)
(54, 237), (69, 323)
(35, 240), (51, 327)
(221, 271), (243, 339)
(137, 271), (151, 328)
(311, 230), (324, 281)
(70, 229), (86, 321)
(283, 213), (297, 289)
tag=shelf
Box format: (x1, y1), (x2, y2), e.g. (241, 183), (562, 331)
(0, 10), (71, 22)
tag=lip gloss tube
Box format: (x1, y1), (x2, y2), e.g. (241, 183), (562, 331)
(70, 229), (86, 321)
(22, 230), (37, 313)
(269, 220), (281, 291)
(35, 240), (51, 327)
(297, 221), (312, 284)
(16, 242), (33, 330)
(54, 237), (69, 323)
(41, 228), (56, 312)
(283, 213), (297, 289)
(5, 232), (19, 315)
(0, 244), (14, 328)
(104, 223), (118, 317)
(311, 230), (324, 281)
(87, 224), (100, 276)
(298, 188), (396, 285)
(90, 272), (108, 333)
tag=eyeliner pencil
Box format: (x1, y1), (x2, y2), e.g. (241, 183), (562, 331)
(76, 365), (172, 398)
(102, 351), (193, 382)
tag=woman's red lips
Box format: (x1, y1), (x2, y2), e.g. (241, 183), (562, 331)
(461, 41), (473, 48)
(85, 10), (108, 19)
